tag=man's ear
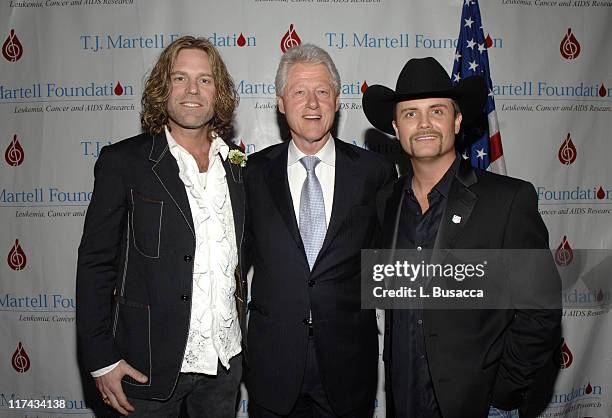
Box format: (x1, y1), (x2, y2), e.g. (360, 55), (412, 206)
(392, 120), (400, 139)
(454, 112), (463, 135)
(277, 96), (285, 115)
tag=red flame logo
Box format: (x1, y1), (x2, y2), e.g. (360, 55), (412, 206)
(280, 24), (301, 53)
(237, 33), (246, 47)
(599, 83), (607, 98)
(596, 186), (606, 200)
(596, 289), (604, 302)
(2, 29), (23, 62)
(560, 338), (573, 369)
(555, 236), (573, 267)
(558, 133), (577, 165)
(239, 139), (245, 151)
(12, 342), (30, 373)
(5, 134), (24, 166)
(7, 239), (27, 271)
(585, 382), (593, 394)
(114, 81), (124, 96)
(560, 28), (580, 60)
(485, 34), (493, 49)
(360, 81), (368, 94)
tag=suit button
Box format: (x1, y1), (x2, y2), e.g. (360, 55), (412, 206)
(181, 294), (190, 301)
(308, 279), (315, 287)
(184, 255), (193, 262)
(417, 246), (422, 251)
(302, 318), (311, 326)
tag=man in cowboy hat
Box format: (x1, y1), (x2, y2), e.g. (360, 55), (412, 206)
(362, 57), (561, 418)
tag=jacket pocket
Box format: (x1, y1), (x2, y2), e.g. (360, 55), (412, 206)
(113, 296), (151, 386)
(130, 190), (163, 258)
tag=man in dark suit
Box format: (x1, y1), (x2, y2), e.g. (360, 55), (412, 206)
(76, 36), (248, 417)
(362, 57), (561, 418)
(245, 44), (397, 418)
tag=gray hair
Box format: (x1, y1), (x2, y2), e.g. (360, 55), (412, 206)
(275, 44), (341, 96)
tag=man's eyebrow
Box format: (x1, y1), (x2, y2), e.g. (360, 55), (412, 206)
(429, 103), (450, 109)
(170, 71), (214, 77)
(396, 102), (451, 116)
(397, 106), (418, 115)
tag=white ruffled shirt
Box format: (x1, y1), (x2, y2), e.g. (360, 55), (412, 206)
(166, 127), (241, 375)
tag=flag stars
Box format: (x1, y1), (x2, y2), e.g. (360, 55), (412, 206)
(467, 39), (476, 49)
(464, 0), (473, 6)
(478, 43), (486, 53)
(476, 148), (487, 160)
(453, 73), (461, 82)
(488, 89), (494, 97)
(462, 151), (470, 160)
(468, 60), (479, 72)
(464, 17), (474, 28)
(454, 51), (462, 62)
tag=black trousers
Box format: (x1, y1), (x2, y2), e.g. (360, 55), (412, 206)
(119, 354), (242, 418)
(249, 337), (373, 418)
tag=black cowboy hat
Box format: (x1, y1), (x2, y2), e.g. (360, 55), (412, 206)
(362, 57), (487, 135)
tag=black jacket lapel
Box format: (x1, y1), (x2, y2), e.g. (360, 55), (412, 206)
(315, 139), (361, 263)
(381, 176), (409, 250)
(432, 159), (478, 256)
(149, 132), (195, 238)
(264, 142), (303, 248)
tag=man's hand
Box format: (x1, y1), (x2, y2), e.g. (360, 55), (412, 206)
(94, 360), (148, 416)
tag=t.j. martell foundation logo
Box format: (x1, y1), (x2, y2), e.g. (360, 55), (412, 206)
(7, 239), (27, 271)
(280, 24), (301, 53)
(560, 338), (573, 369)
(2, 29), (23, 62)
(558, 133), (577, 165)
(5, 135), (24, 166)
(560, 28), (580, 60)
(360, 81), (368, 94)
(555, 236), (573, 267)
(12, 342), (31, 373)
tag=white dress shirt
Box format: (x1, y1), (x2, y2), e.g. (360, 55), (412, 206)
(287, 136), (336, 228)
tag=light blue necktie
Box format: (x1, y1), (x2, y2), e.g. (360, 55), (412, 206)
(299, 156), (326, 270)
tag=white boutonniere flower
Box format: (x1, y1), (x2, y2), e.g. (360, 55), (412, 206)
(228, 149), (248, 168)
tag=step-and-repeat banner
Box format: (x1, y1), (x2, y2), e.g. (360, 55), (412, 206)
(1, 1), (611, 417)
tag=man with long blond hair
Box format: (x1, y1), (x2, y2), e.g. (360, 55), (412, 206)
(76, 36), (247, 417)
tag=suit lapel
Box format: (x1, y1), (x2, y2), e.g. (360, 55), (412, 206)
(383, 177), (409, 250)
(221, 153), (245, 251)
(149, 132), (195, 238)
(264, 142), (303, 248)
(431, 160), (478, 260)
(315, 139), (360, 262)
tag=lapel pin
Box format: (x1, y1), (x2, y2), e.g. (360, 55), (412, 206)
(452, 214), (461, 224)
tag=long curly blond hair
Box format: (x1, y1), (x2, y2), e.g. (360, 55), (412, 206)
(140, 36), (238, 138)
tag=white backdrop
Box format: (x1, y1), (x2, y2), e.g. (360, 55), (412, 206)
(1, 1), (611, 417)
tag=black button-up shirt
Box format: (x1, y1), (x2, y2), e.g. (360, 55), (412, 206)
(391, 156), (459, 418)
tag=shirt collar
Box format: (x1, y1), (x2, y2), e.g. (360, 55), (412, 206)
(405, 153), (460, 199)
(165, 126), (229, 162)
(287, 136), (336, 167)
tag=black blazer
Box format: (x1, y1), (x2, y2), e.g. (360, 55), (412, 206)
(244, 138), (397, 415)
(76, 132), (247, 400)
(378, 159), (561, 418)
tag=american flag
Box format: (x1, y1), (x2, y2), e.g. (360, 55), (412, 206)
(451, 0), (506, 174)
